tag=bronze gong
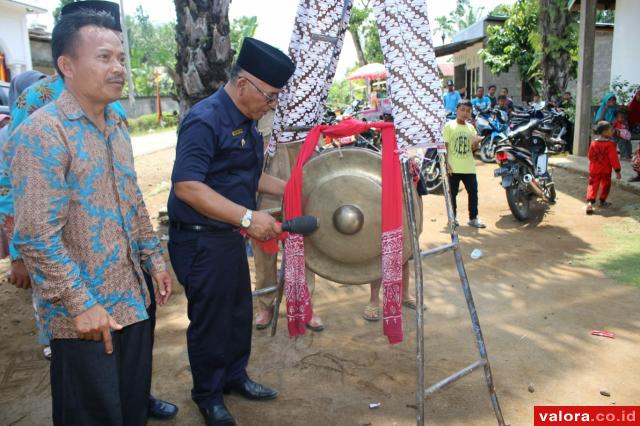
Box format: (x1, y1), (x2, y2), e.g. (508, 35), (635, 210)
(301, 147), (422, 285)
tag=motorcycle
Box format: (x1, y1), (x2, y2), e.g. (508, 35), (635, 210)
(417, 147), (442, 193)
(493, 118), (557, 221)
(508, 107), (569, 154)
(475, 108), (509, 163)
(534, 109), (570, 154)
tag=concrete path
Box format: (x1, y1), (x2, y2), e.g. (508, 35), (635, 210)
(550, 151), (640, 195)
(131, 129), (177, 158)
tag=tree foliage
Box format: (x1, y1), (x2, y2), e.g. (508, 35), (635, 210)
(349, 6), (370, 66)
(53, 0), (75, 23)
(126, 6), (177, 97)
(327, 79), (353, 111)
(433, 0), (485, 44)
(596, 10), (615, 24)
(481, 0), (579, 99)
(348, 1), (382, 65)
(480, 0), (541, 93)
(230, 16), (258, 61)
(537, 0), (578, 100)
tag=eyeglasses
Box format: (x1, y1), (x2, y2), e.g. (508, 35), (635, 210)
(243, 76), (278, 104)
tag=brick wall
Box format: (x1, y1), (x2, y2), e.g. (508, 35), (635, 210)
(565, 28), (613, 100)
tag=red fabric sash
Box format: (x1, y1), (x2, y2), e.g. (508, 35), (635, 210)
(283, 119), (404, 344)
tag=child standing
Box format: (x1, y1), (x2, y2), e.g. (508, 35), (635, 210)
(445, 100), (486, 228)
(612, 109), (632, 160)
(586, 121), (622, 214)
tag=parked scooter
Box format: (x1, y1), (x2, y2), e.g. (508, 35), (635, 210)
(475, 108), (509, 163)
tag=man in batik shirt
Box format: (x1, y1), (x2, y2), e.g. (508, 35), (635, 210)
(10, 9), (172, 425)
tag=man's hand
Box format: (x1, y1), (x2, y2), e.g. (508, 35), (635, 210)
(152, 271), (173, 306)
(446, 162), (453, 176)
(247, 210), (282, 241)
(9, 259), (31, 289)
(615, 171), (622, 181)
(73, 304), (123, 354)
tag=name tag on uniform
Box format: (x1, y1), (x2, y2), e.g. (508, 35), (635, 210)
(232, 128), (244, 137)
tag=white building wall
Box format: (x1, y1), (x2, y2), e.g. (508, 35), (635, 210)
(0, 6), (33, 76)
(610, 0), (640, 86)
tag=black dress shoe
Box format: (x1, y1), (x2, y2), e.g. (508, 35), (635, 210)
(224, 377), (278, 400)
(148, 396), (178, 420)
(199, 403), (236, 426)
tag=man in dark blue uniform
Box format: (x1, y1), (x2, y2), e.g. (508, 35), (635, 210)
(167, 38), (293, 426)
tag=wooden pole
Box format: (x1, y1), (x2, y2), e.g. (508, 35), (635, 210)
(119, 0), (136, 116)
(573, 0), (597, 156)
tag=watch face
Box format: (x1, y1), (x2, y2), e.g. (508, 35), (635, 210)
(242, 218), (250, 228)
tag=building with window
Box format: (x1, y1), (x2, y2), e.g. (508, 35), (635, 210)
(0, 0), (47, 82)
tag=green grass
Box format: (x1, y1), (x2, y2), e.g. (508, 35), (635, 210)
(577, 203), (640, 287)
(128, 113), (178, 136)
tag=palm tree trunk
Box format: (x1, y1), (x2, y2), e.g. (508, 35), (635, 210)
(174, 0), (232, 115)
(539, 0), (574, 101)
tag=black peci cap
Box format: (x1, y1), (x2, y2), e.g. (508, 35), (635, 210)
(236, 37), (295, 89)
(61, 1), (122, 31)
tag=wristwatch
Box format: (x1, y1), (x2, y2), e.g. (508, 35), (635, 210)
(240, 209), (253, 229)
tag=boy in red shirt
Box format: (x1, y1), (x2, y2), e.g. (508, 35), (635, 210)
(586, 121), (622, 215)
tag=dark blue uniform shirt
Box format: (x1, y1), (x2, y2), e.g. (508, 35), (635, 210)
(168, 88), (264, 230)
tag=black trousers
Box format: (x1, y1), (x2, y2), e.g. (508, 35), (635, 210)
(143, 272), (156, 349)
(168, 229), (252, 409)
(449, 173), (479, 220)
(50, 319), (152, 426)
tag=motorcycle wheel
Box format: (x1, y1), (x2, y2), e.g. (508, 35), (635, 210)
(424, 163), (442, 193)
(506, 183), (530, 221)
(544, 183), (557, 204)
(479, 137), (496, 163)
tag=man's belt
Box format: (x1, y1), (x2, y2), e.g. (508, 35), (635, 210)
(170, 221), (237, 233)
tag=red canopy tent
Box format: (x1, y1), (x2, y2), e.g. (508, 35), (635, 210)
(346, 63), (387, 81)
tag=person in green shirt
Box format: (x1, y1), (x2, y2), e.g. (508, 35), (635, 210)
(444, 99), (486, 228)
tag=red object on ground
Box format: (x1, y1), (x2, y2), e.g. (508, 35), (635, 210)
(591, 330), (615, 339)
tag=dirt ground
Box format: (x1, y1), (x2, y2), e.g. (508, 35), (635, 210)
(1, 147), (639, 426)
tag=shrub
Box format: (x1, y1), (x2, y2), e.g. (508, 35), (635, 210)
(128, 112), (178, 135)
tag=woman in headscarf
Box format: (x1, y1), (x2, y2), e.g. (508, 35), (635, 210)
(627, 89), (640, 134)
(7, 70), (46, 115)
(594, 92), (617, 124)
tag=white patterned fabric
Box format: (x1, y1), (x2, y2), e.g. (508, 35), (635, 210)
(270, 0), (353, 152)
(373, 0), (446, 149)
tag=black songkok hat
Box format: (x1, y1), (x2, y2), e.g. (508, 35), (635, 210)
(61, 1), (122, 32)
(236, 37), (295, 89)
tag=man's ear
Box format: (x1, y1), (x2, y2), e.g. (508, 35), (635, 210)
(57, 55), (73, 81)
(235, 76), (247, 96)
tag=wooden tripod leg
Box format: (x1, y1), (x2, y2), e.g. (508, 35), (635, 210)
(270, 251), (286, 337)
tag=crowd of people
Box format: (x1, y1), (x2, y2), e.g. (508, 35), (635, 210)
(440, 79), (640, 214)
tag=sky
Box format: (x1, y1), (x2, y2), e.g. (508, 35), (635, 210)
(28, 0), (514, 78)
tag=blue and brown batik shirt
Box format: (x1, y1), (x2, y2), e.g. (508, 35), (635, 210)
(0, 74), (127, 260)
(9, 89), (165, 339)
